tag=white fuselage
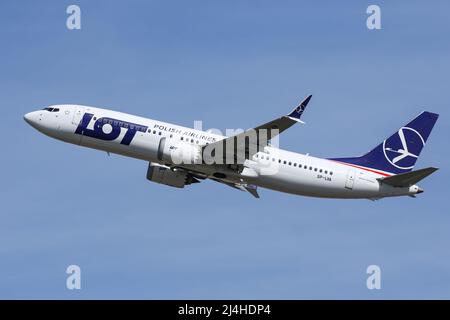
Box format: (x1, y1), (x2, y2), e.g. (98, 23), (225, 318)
(24, 105), (420, 199)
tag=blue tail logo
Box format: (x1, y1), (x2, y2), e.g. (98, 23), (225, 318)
(330, 111), (439, 175)
(383, 126), (424, 170)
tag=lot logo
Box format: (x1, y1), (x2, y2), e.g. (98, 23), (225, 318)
(382, 127), (424, 170)
(75, 113), (148, 145)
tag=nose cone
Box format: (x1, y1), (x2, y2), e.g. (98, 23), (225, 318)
(23, 111), (39, 128)
(24, 109), (60, 136)
(24, 112), (33, 125)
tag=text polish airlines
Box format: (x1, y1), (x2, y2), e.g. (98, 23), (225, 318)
(24, 96), (439, 199)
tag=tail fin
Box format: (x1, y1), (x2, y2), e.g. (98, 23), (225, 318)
(330, 111), (439, 175)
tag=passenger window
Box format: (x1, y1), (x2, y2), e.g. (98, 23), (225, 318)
(330, 172), (333, 175)
(288, 162), (292, 166)
(283, 161), (287, 165)
(319, 169), (322, 173)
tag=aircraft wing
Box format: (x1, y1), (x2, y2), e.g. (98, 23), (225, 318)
(202, 95), (312, 164)
(168, 165), (261, 198)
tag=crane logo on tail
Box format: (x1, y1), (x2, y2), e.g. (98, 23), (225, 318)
(382, 127), (425, 170)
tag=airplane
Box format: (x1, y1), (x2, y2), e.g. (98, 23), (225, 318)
(23, 96), (439, 200)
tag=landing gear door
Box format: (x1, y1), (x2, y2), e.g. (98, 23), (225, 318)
(72, 106), (85, 126)
(345, 169), (355, 190)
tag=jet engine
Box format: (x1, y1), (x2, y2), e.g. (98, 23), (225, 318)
(156, 137), (202, 165)
(146, 162), (199, 188)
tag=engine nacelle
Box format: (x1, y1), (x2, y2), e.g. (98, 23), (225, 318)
(146, 163), (199, 188)
(157, 137), (202, 165)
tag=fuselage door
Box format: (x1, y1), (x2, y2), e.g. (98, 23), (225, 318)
(72, 106), (85, 126)
(345, 169), (356, 189)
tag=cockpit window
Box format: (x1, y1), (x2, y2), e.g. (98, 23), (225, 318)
(42, 107), (60, 112)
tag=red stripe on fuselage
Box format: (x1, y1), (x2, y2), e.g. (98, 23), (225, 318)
(330, 160), (392, 177)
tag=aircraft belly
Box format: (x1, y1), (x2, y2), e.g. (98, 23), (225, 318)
(254, 168), (381, 199)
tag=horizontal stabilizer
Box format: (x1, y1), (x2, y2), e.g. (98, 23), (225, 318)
(378, 167), (438, 187)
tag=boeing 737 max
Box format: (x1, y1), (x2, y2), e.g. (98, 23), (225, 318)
(24, 96), (439, 199)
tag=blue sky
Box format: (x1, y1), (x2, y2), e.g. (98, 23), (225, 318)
(1, 0), (449, 299)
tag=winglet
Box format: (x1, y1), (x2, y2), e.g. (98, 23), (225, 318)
(286, 95), (312, 123)
(237, 184), (260, 198)
(244, 184), (260, 198)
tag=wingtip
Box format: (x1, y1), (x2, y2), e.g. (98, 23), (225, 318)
(302, 95), (312, 106)
(287, 95), (312, 120)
